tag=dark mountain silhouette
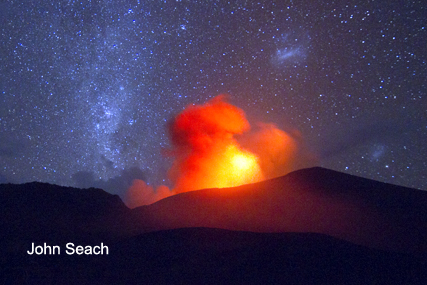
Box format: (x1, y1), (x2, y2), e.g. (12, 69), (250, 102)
(134, 167), (427, 253)
(1, 167), (426, 284)
(0, 182), (133, 242)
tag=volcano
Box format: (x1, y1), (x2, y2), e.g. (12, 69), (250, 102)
(1, 167), (426, 284)
(133, 167), (427, 253)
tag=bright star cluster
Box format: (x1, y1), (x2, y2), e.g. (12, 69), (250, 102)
(1, 1), (426, 194)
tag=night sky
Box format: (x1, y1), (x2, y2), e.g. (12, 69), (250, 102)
(1, 0), (426, 195)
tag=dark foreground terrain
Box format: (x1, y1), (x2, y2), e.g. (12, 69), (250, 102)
(1, 167), (426, 284)
(3, 228), (425, 284)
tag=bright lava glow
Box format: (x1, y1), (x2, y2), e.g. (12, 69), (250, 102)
(215, 144), (264, 188)
(232, 152), (254, 171)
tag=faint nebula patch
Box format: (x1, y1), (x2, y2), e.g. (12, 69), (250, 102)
(271, 29), (311, 68)
(370, 144), (387, 161)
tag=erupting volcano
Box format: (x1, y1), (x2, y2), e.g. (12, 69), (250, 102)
(125, 95), (301, 207)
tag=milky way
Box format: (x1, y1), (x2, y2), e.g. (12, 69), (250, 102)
(1, 1), (426, 195)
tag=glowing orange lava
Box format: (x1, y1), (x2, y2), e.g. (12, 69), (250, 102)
(213, 144), (264, 189)
(124, 95), (301, 207)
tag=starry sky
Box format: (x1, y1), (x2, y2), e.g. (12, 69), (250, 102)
(1, 0), (426, 195)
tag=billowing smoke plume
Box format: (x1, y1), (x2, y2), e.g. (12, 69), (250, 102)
(239, 123), (298, 180)
(124, 95), (302, 208)
(168, 95), (264, 193)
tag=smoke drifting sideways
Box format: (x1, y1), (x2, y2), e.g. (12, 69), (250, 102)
(124, 95), (306, 208)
